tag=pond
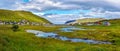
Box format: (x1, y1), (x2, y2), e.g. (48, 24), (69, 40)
(60, 26), (95, 32)
(26, 30), (111, 44)
(60, 26), (86, 32)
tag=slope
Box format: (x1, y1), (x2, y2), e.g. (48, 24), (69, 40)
(0, 9), (51, 23)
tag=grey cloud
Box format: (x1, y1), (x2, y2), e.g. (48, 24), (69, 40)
(52, 0), (120, 11)
(1, 0), (120, 12)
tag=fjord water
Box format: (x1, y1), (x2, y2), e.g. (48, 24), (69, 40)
(26, 30), (111, 44)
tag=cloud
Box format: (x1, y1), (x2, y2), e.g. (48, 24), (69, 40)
(0, 0), (120, 24)
(41, 14), (85, 24)
(1, 0), (120, 12)
(3, 0), (120, 13)
(14, 0), (62, 11)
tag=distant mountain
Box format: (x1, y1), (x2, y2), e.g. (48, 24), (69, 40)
(76, 18), (105, 23)
(0, 9), (51, 23)
(65, 20), (76, 24)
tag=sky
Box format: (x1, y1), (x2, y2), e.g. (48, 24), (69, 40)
(0, 0), (120, 24)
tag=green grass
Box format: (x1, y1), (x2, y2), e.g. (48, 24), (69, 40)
(0, 25), (120, 51)
(57, 19), (120, 41)
(0, 9), (51, 23)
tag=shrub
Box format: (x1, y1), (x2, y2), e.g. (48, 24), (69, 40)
(11, 25), (19, 32)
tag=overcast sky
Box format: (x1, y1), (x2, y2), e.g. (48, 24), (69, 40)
(0, 0), (120, 24)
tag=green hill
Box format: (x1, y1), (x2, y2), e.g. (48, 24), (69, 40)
(76, 18), (105, 23)
(66, 18), (105, 25)
(75, 18), (120, 25)
(66, 18), (120, 26)
(0, 9), (51, 23)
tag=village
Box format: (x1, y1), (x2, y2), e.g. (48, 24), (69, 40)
(0, 19), (51, 26)
(80, 21), (111, 26)
(0, 19), (111, 26)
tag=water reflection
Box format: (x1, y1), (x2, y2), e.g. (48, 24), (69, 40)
(60, 26), (86, 32)
(26, 30), (111, 44)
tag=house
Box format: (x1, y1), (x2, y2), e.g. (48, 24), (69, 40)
(17, 19), (30, 25)
(4, 21), (10, 24)
(0, 19), (50, 26)
(103, 21), (111, 26)
(0, 20), (4, 25)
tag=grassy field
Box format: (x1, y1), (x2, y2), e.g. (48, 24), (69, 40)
(0, 24), (120, 51)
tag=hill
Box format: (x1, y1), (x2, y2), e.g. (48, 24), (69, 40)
(76, 18), (105, 23)
(0, 9), (51, 23)
(65, 18), (105, 25)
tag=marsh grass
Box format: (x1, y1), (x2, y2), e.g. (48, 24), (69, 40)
(0, 19), (120, 51)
